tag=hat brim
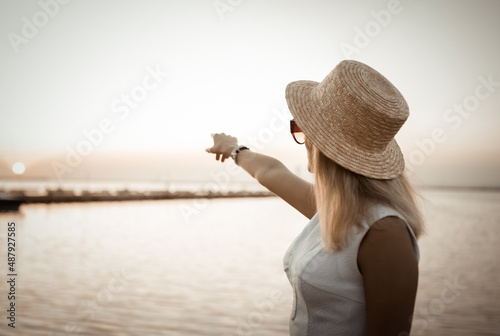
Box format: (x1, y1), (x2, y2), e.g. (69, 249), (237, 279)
(285, 80), (405, 179)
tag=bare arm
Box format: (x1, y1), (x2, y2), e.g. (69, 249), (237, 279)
(358, 216), (419, 335)
(237, 150), (316, 219)
(206, 133), (315, 219)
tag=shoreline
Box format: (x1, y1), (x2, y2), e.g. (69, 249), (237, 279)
(0, 189), (276, 212)
(1, 184), (499, 212)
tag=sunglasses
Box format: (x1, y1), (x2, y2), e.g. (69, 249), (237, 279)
(290, 120), (305, 145)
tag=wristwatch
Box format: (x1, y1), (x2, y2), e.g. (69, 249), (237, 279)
(231, 145), (249, 165)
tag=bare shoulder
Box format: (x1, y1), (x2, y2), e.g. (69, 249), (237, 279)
(361, 216), (415, 249)
(358, 216), (418, 274)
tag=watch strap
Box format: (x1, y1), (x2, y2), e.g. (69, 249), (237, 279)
(231, 145), (249, 165)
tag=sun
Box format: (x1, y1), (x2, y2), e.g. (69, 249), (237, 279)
(12, 162), (25, 175)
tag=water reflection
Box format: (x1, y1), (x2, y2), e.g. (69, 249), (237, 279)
(0, 189), (499, 335)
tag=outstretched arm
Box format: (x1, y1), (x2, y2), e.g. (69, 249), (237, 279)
(206, 133), (315, 219)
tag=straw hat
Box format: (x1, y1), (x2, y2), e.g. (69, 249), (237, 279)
(285, 60), (409, 179)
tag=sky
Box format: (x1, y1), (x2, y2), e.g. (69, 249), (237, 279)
(0, 0), (499, 187)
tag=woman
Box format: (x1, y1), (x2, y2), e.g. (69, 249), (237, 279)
(206, 60), (424, 335)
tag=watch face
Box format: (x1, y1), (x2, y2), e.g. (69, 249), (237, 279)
(231, 146), (247, 164)
(231, 147), (239, 160)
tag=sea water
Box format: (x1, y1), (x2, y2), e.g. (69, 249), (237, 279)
(0, 188), (499, 335)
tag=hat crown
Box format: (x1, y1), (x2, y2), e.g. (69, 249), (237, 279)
(285, 60), (409, 179)
(315, 60), (409, 153)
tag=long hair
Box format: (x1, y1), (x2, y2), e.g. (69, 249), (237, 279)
(309, 140), (425, 252)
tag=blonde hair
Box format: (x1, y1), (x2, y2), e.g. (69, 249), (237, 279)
(310, 140), (424, 252)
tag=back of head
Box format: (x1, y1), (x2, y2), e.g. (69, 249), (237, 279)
(287, 60), (424, 251)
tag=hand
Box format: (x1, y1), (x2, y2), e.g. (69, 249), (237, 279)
(205, 133), (238, 162)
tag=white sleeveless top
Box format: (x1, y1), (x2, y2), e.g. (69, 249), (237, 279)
(283, 204), (419, 336)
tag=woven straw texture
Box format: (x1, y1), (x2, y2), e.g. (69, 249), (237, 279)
(285, 60), (409, 179)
